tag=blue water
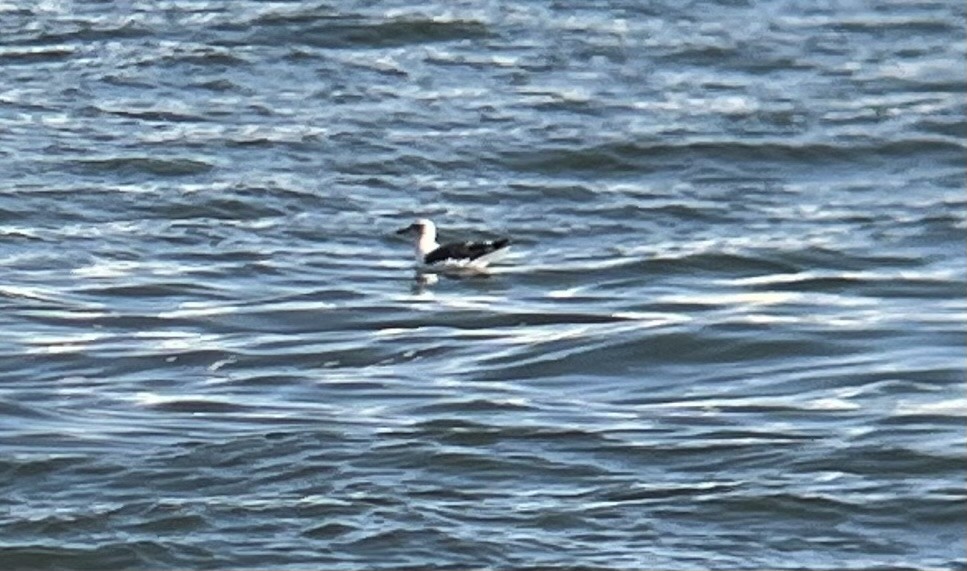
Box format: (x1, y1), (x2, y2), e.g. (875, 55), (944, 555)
(1, 1), (965, 569)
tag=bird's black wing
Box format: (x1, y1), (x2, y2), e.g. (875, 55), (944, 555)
(424, 238), (510, 264)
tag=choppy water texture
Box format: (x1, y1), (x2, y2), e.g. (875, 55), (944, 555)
(1, 1), (965, 569)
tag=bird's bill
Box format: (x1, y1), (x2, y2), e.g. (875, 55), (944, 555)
(396, 222), (420, 235)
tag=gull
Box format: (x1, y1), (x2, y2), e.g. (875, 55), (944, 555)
(396, 219), (511, 268)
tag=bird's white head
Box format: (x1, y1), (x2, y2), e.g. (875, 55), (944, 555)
(395, 218), (439, 260)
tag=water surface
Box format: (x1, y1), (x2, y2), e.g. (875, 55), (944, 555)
(1, 1), (965, 569)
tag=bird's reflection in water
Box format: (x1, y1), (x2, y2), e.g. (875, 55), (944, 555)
(414, 271), (439, 290)
(410, 266), (494, 294)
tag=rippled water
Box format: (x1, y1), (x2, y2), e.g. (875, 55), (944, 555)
(1, 1), (965, 569)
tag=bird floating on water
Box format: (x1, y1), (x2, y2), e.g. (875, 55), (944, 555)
(396, 219), (511, 268)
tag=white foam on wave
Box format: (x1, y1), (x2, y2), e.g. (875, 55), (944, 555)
(133, 330), (231, 354)
(157, 302), (238, 319)
(72, 259), (190, 279)
(652, 395), (860, 412)
(895, 399), (967, 417)
(0, 284), (64, 302)
(24, 332), (107, 355)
